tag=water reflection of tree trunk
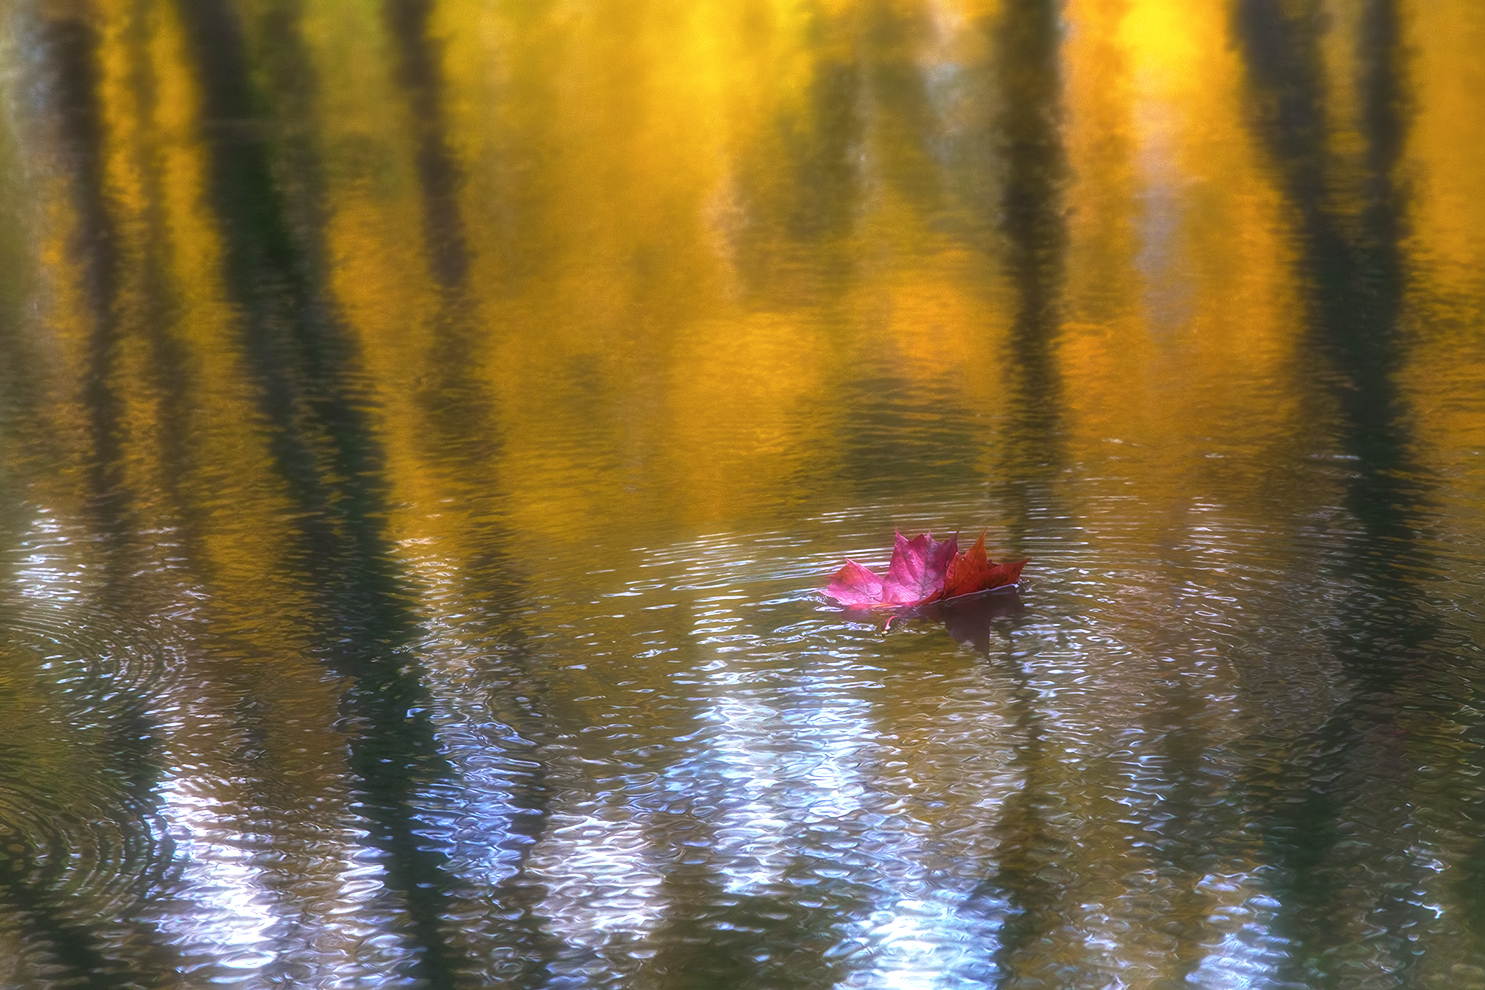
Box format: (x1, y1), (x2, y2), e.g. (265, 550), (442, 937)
(729, 10), (862, 298)
(0, 17), (179, 988)
(859, 0), (942, 217)
(969, 650), (1060, 987)
(0, 74), (37, 433)
(1234, 0), (1444, 978)
(637, 855), (855, 990)
(382, 2), (561, 980)
(1137, 680), (1232, 983)
(976, 2), (1072, 983)
(170, 0), (472, 984)
(993, 0), (1067, 558)
(385, 0), (468, 293)
(47, 15), (129, 537)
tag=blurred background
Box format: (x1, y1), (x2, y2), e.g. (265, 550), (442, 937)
(1, 0), (1484, 986)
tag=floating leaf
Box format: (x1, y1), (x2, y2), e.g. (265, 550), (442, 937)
(943, 531), (1026, 600)
(881, 530), (959, 606)
(822, 560), (887, 609)
(824, 530), (1026, 616)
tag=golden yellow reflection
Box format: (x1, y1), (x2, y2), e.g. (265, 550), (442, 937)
(15, 0), (355, 872)
(9, 1), (1483, 621)
(8, 0), (1479, 694)
(3, 0), (1485, 977)
(1402, 0), (1485, 504)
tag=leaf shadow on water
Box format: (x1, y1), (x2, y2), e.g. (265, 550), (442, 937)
(917, 588), (1029, 655)
(832, 587), (1026, 654)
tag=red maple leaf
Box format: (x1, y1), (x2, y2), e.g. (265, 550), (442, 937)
(943, 532), (1027, 599)
(824, 531), (958, 609)
(824, 530), (1026, 612)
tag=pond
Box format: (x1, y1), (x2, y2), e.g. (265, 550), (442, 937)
(2, 0), (1485, 986)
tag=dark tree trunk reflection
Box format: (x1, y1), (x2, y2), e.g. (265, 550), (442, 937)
(170, 0), (472, 983)
(975, 5), (1071, 982)
(1234, 0), (1446, 980)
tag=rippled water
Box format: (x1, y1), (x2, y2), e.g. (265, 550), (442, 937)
(3, 0), (1485, 986)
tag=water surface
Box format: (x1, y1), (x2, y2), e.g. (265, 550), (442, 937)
(2, 0), (1485, 986)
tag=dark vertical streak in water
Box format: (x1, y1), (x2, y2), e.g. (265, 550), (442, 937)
(966, 645), (1060, 988)
(734, 16), (861, 297)
(0, 16), (177, 989)
(384, 0), (468, 291)
(1235, 0), (1438, 980)
(969, 8), (1069, 982)
(46, 18), (129, 534)
(1140, 682), (1225, 984)
(382, 3), (558, 980)
(639, 855), (852, 990)
(990, 0), (1067, 555)
(859, 0), (941, 213)
(0, 858), (122, 990)
(122, 0), (208, 570)
(168, 0), (470, 984)
(788, 55), (862, 243)
(0, 37), (38, 464)
(1235, 0), (1419, 554)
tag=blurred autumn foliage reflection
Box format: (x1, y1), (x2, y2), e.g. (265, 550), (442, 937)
(3, 0), (1485, 985)
(4, 0), (1483, 544)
